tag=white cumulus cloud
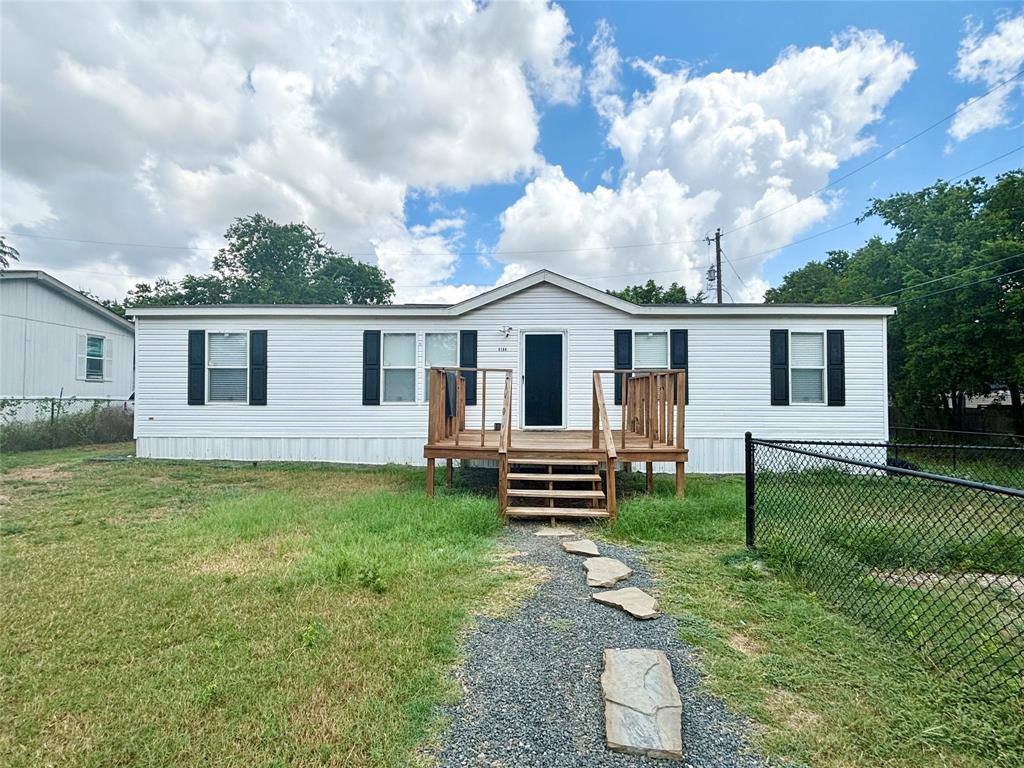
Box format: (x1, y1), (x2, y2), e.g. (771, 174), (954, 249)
(0, 0), (580, 299)
(949, 12), (1024, 142)
(494, 26), (915, 301)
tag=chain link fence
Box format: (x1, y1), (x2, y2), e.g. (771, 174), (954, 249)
(744, 434), (1024, 699)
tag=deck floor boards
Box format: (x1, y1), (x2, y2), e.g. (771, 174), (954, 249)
(424, 429), (687, 462)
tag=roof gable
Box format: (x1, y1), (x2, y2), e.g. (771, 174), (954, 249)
(449, 270), (636, 316)
(1, 270), (135, 333)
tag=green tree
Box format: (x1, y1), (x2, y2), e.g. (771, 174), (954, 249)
(0, 236), (19, 270)
(125, 214), (394, 308)
(766, 172), (1024, 433)
(609, 279), (703, 304)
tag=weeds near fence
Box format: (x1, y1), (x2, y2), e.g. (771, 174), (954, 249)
(0, 400), (133, 452)
(745, 434), (1024, 700)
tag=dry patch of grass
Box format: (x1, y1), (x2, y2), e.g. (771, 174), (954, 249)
(475, 548), (548, 619)
(4, 464), (71, 482)
(726, 632), (764, 657)
(192, 532), (310, 577)
(766, 689), (822, 733)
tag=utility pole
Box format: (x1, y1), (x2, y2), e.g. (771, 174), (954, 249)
(714, 227), (723, 304)
(705, 228), (724, 303)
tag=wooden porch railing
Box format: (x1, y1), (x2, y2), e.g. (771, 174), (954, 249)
(427, 366), (513, 448)
(591, 371), (619, 520)
(591, 369), (686, 451)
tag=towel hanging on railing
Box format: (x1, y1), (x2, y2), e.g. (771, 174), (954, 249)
(445, 371), (458, 418)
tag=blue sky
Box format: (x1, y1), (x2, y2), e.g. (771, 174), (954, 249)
(2, 1), (1022, 302)
(407, 1), (1023, 293)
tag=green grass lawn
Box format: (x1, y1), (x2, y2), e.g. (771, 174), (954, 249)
(1, 444), (522, 767)
(3, 446), (1021, 768)
(612, 473), (1024, 768)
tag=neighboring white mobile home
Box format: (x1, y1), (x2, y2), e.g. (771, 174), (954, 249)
(1, 270), (135, 421)
(128, 270), (893, 474)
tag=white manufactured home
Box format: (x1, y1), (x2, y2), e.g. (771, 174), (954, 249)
(1, 270), (135, 421)
(129, 269), (893, 519)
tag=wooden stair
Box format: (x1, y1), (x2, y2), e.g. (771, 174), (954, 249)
(502, 456), (611, 521)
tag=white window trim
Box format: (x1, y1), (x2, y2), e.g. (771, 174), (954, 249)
(85, 334), (105, 382)
(789, 330), (826, 406)
(206, 331), (249, 405)
(631, 330), (670, 370)
(422, 332), (459, 405)
(381, 331), (418, 405)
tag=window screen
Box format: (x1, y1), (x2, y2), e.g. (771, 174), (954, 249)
(633, 331), (668, 369)
(790, 332), (824, 403)
(383, 333), (416, 402)
(208, 332), (248, 402)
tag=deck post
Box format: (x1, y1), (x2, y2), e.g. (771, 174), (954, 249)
(646, 462), (654, 493)
(675, 461), (685, 497)
(606, 458), (617, 523)
(446, 458), (453, 487)
(426, 458), (435, 497)
(676, 372), (685, 449)
(592, 374), (600, 449)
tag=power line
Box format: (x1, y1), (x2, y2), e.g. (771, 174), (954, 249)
(6, 75), (1020, 264)
(0, 229), (707, 259)
(5, 130), (1022, 288)
(854, 251), (1024, 304)
(896, 264), (1024, 305)
(720, 68), (1024, 237)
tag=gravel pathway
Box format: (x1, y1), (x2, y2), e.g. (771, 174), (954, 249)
(434, 524), (771, 767)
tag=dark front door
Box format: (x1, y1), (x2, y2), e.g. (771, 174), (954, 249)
(523, 333), (563, 427)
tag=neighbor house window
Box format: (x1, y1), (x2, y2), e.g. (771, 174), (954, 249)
(790, 332), (825, 403)
(382, 332), (416, 402)
(207, 332), (248, 403)
(633, 331), (668, 369)
(85, 335), (104, 380)
(423, 332), (458, 397)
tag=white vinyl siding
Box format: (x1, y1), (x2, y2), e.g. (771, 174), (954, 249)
(132, 281), (890, 472)
(633, 331), (668, 369)
(790, 332), (825, 403)
(423, 332), (458, 395)
(208, 332), (248, 403)
(382, 332), (416, 403)
(2, 276), (133, 404)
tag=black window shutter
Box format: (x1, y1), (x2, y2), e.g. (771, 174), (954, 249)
(249, 330), (267, 406)
(187, 330), (205, 405)
(362, 330), (381, 405)
(670, 329), (689, 404)
(613, 329), (632, 405)
(827, 330), (845, 406)
(460, 330), (477, 405)
(770, 330), (789, 406)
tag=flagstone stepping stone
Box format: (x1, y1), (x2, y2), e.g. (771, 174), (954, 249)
(561, 539), (600, 556)
(584, 557), (632, 587)
(534, 526), (576, 537)
(592, 587), (659, 620)
(601, 648), (683, 760)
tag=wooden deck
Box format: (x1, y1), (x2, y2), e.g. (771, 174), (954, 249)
(425, 428), (688, 464)
(423, 366), (688, 521)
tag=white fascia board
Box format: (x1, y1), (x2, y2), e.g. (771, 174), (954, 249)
(125, 269), (895, 318)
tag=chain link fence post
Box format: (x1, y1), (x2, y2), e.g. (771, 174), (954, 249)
(744, 431), (755, 549)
